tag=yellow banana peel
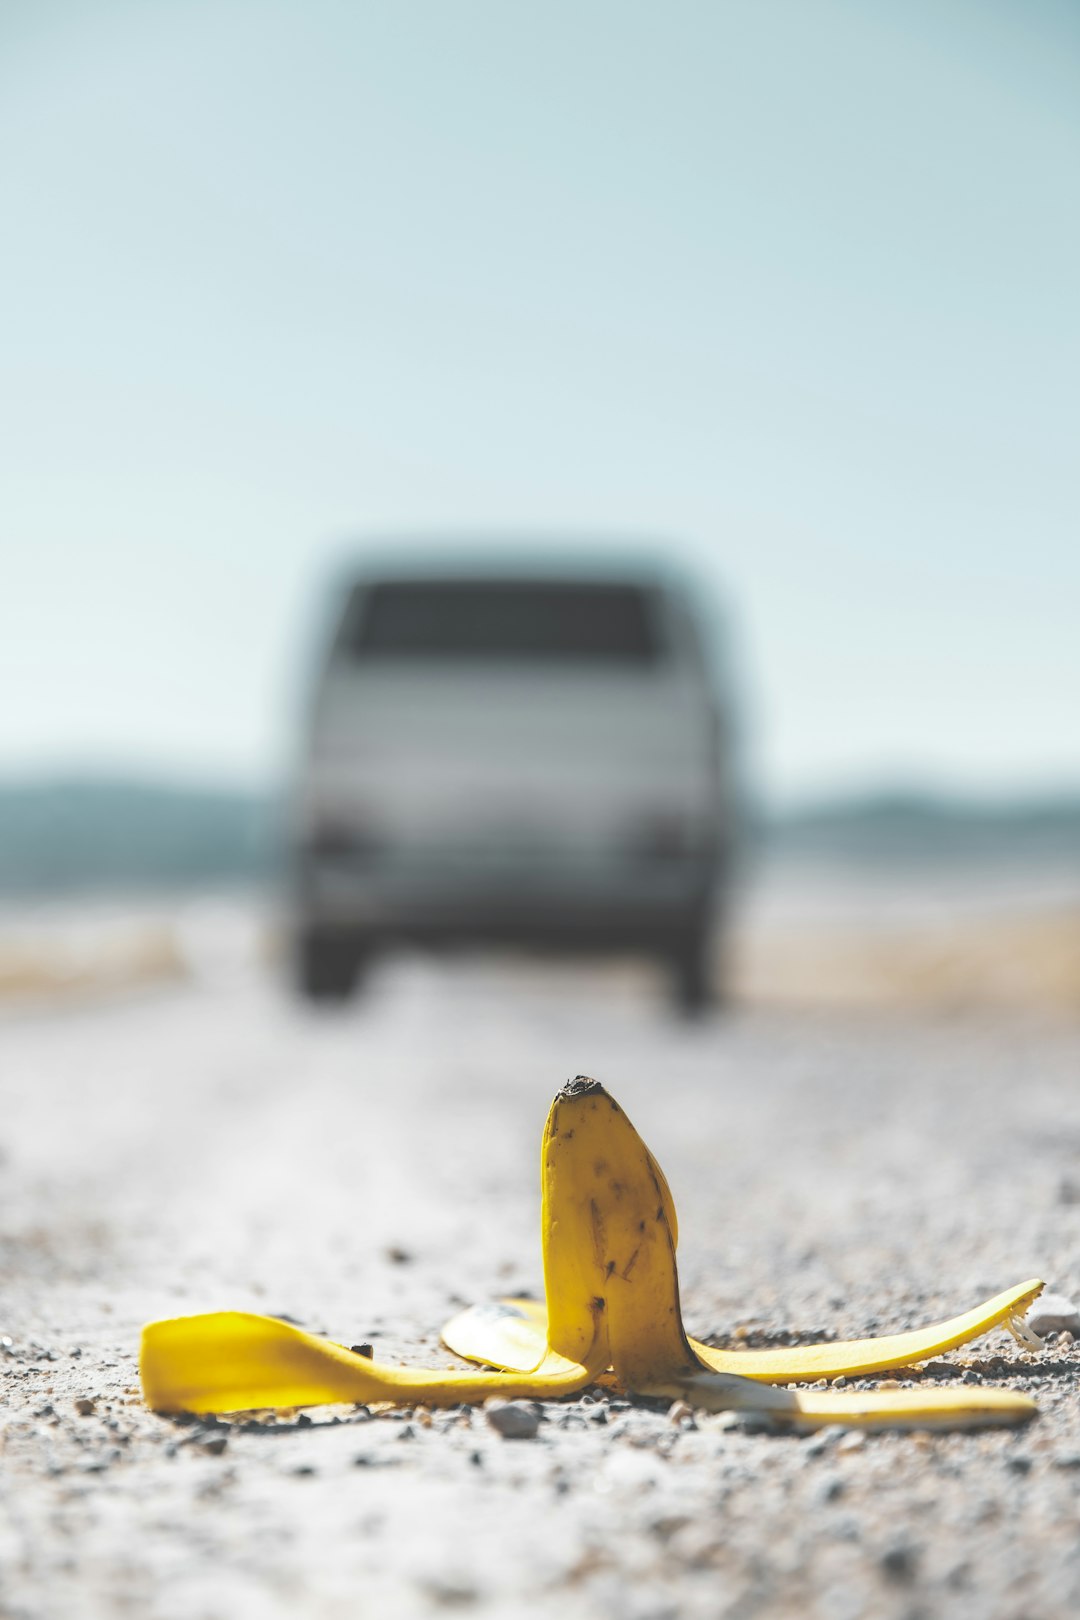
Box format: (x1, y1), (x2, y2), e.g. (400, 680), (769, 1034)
(140, 1078), (1043, 1430)
(140, 1309), (601, 1415)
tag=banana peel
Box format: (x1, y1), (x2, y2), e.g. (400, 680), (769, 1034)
(140, 1309), (602, 1415)
(443, 1280), (1044, 1384)
(140, 1078), (1043, 1429)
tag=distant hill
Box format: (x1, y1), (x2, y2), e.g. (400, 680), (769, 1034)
(0, 778), (277, 894)
(0, 776), (1076, 894)
(772, 790), (1080, 867)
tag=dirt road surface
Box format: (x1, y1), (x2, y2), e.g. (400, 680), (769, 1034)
(3, 934), (1080, 1619)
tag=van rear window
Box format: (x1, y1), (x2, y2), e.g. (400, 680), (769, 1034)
(342, 580), (662, 664)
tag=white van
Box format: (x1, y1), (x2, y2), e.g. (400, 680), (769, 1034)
(288, 551), (742, 1011)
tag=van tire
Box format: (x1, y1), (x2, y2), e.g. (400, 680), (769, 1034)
(295, 929), (363, 1002)
(669, 909), (726, 1016)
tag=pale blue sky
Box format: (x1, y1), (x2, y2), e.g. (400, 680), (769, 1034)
(2, 0), (1077, 803)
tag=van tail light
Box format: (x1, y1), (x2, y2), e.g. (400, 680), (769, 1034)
(625, 813), (694, 861)
(306, 817), (382, 859)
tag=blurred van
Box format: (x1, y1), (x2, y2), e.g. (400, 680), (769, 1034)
(288, 551), (742, 1011)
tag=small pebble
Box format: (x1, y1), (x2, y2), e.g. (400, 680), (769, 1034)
(650, 1513), (692, 1541)
(733, 1412), (777, 1435)
(1026, 1293), (1080, 1338)
(486, 1401), (540, 1440)
(804, 1425), (844, 1455)
(74, 1397), (96, 1417)
(836, 1431), (866, 1453)
(422, 1580), (480, 1608)
(881, 1542), (920, 1582)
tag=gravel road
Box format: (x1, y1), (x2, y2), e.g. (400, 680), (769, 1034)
(2, 945), (1080, 1620)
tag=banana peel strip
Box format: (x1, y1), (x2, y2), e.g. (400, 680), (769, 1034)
(140, 1079), (1043, 1430)
(140, 1311), (602, 1415)
(442, 1278), (1045, 1384)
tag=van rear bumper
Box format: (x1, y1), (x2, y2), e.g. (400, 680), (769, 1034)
(293, 854), (718, 952)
